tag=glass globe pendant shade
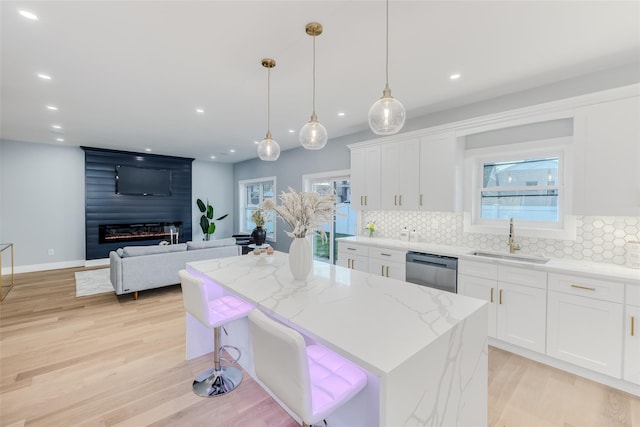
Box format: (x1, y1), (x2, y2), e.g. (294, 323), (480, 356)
(257, 133), (280, 161)
(368, 87), (406, 135)
(299, 114), (328, 150)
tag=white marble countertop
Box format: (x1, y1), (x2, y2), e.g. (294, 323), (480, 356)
(187, 251), (486, 376)
(338, 236), (640, 284)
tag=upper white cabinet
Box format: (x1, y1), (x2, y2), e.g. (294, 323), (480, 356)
(380, 138), (420, 210)
(419, 133), (463, 212)
(573, 96), (640, 216)
(350, 145), (381, 210)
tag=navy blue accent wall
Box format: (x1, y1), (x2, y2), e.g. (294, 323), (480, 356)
(82, 147), (193, 260)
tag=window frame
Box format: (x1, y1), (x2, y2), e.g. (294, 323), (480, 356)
(464, 137), (576, 240)
(238, 176), (277, 241)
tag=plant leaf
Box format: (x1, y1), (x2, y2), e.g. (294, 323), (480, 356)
(216, 214), (229, 221)
(199, 215), (209, 234)
(206, 205), (213, 219)
(196, 199), (206, 213)
(208, 223), (216, 235)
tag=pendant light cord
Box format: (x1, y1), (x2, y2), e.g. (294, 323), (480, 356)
(385, 0), (390, 90)
(312, 34), (317, 116)
(267, 67), (271, 135)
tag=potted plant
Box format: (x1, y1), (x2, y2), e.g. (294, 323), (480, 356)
(250, 208), (267, 246)
(196, 198), (228, 241)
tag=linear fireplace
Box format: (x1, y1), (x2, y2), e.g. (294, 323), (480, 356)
(99, 222), (183, 244)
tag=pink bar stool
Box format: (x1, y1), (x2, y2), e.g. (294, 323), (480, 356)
(248, 309), (368, 427)
(179, 269), (254, 397)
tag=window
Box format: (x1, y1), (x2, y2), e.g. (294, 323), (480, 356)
(466, 137), (575, 239)
(480, 157), (559, 223)
(239, 177), (276, 240)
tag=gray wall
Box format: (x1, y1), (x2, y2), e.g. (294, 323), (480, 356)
(233, 62), (640, 252)
(0, 140), (235, 272)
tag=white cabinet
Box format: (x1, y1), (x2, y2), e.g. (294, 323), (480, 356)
(419, 133), (463, 212)
(624, 285), (640, 385)
(547, 273), (624, 378)
(380, 138), (420, 211)
(350, 145), (381, 210)
(458, 259), (547, 353)
(573, 96), (640, 216)
(337, 242), (369, 272)
(368, 247), (406, 281)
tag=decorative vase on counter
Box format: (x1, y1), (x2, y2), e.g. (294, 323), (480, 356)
(251, 226), (267, 246)
(289, 237), (312, 281)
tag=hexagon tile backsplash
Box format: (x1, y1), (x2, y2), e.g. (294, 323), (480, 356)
(361, 211), (640, 266)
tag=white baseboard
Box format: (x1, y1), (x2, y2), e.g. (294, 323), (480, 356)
(85, 258), (109, 268)
(3, 259), (86, 275)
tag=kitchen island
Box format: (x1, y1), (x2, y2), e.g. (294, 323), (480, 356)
(187, 251), (488, 426)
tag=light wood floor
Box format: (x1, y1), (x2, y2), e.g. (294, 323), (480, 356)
(1, 267), (639, 426)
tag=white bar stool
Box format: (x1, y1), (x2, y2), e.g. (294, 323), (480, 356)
(248, 309), (368, 427)
(179, 269), (253, 397)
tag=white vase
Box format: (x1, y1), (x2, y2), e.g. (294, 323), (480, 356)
(288, 237), (312, 281)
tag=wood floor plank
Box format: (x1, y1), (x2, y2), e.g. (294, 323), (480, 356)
(1, 267), (639, 426)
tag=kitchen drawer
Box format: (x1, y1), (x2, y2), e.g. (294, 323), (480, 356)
(627, 284), (640, 307)
(338, 242), (369, 257)
(458, 259), (498, 280)
(369, 247), (406, 263)
(498, 265), (547, 290)
(548, 273), (624, 303)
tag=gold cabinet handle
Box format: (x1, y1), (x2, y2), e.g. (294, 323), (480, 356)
(381, 265), (384, 276)
(399, 195), (402, 206)
(632, 316), (635, 337)
(420, 194), (423, 206)
(394, 195), (397, 206)
(364, 195), (367, 205)
(385, 266), (390, 277)
(351, 259), (355, 269)
(499, 289), (503, 305)
(571, 284), (596, 291)
(347, 259), (351, 269)
(490, 288), (494, 303)
(347, 247), (356, 251)
(380, 253), (391, 257)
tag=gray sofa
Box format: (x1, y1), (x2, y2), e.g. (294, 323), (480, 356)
(109, 238), (241, 299)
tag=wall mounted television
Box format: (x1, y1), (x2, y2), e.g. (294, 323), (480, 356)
(115, 165), (172, 196)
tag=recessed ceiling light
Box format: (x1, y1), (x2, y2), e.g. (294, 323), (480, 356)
(450, 73), (461, 80)
(37, 73), (52, 80)
(210, 155), (216, 159)
(51, 125), (62, 129)
(229, 149), (236, 153)
(288, 129), (295, 133)
(56, 138), (64, 142)
(46, 105), (58, 111)
(19, 10), (38, 20)
(145, 148), (152, 152)
(195, 108), (204, 114)
(337, 112), (345, 117)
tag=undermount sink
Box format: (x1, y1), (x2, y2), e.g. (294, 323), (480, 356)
(469, 250), (550, 264)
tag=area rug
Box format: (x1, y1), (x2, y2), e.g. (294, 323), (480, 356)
(75, 268), (114, 297)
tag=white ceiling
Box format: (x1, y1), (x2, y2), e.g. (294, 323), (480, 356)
(2, 1), (639, 163)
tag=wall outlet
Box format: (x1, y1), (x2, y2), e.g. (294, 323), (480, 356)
(48, 249), (54, 256)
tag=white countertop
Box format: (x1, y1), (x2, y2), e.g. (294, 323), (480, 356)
(339, 236), (640, 284)
(187, 251), (486, 376)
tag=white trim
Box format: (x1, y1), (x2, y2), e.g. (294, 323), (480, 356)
(348, 83), (640, 151)
(4, 259), (85, 275)
(302, 169), (350, 191)
(238, 176), (277, 241)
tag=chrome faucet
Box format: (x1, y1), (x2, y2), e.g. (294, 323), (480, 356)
(508, 218), (521, 254)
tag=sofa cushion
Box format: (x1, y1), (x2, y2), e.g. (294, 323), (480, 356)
(116, 248), (124, 257)
(121, 243), (187, 258)
(187, 238), (236, 250)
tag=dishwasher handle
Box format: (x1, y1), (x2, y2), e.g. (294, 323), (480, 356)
(409, 258), (449, 268)
(406, 252), (458, 270)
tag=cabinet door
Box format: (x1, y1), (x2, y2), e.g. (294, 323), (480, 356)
(380, 139), (420, 210)
(380, 144), (400, 210)
(337, 253), (368, 272)
(368, 258), (406, 281)
(419, 133), (462, 212)
(547, 291), (623, 377)
(573, 96), (640, 216)
(351, 146), (381, 209)
(624, 305), (640, 385)
(458, 274), (497, 337)
(496, 281), (547, 353)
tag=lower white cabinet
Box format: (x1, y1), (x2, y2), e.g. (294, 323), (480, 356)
(624, 285), (640, 385)
(337, 242), (369, 272)
(547, 273), (624, 378)
(368, 247), (406, 281)
(458, 260), (547, 353)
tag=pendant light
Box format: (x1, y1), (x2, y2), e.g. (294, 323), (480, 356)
(257, 58), (280, 161)
(299, 22), (328, 150)
(368, 0), (405, 135)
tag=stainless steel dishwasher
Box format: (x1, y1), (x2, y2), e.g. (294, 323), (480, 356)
(405, 252), (458, 293)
